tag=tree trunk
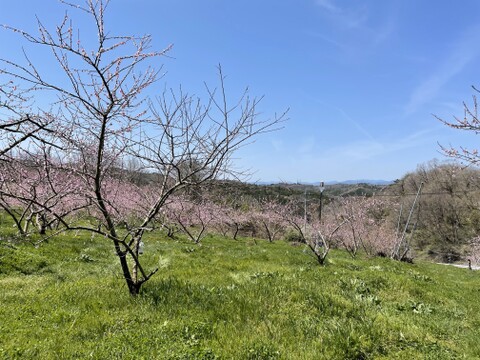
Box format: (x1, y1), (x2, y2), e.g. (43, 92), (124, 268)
(233, 223), (239, 240)
(113, 241), (140, 296)
(36, 213), (47, 235)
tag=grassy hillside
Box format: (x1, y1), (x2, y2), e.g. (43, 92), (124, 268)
(1, 231), (479, 359)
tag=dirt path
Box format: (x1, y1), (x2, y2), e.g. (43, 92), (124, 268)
(436, 262), (480, 270)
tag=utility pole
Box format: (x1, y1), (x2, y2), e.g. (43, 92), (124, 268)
(304, 189), (307, 235)
(319, 181), (325, 222)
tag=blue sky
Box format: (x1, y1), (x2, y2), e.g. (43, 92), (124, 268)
(2, 0), (480, 182)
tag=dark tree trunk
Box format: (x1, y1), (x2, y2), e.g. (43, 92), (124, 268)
(233, 223), (240, 240)
(114, 241), (141, 296)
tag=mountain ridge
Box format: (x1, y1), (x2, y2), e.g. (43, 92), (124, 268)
(254, 179), (394, 186)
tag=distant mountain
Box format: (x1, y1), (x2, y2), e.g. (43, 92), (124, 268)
(326, 179), (394, 186)
(255, 179), (394, 186)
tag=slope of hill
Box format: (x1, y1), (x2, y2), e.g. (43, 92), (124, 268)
(1, 230), (479, 358)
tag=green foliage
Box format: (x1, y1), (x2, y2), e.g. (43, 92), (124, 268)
(390, 160), (480, 259)
(1, 229), (480, 359)
(283, 230), (305, 243)
(207, 180), (384, 207)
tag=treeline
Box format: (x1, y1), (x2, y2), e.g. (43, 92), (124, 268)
(0, 159), (402, 265)
(388, 160), (480, 262)
(195, 160), (480, 263)
(3, 157), (480, 264)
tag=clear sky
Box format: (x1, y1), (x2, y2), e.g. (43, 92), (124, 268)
(1, 0), (480, 183)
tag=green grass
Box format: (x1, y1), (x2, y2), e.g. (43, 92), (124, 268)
(1, 230), (480, 359)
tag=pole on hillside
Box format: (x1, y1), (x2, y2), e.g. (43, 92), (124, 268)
(319, 181), (325, 223)
(392, 182), (424, 260)
(304, 189), (307, 235)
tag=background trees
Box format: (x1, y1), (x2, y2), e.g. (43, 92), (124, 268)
(392, 161), (480, 261)
(334, 196), (396, 258)
(436, 88), (480, 262)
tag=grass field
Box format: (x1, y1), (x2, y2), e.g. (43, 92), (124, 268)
(1, 229), (480, 359)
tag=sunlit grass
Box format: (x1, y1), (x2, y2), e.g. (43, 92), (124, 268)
(1, 230), (480, 359)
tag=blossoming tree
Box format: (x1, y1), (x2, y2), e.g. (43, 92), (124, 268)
(0, 0), (286, 295)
